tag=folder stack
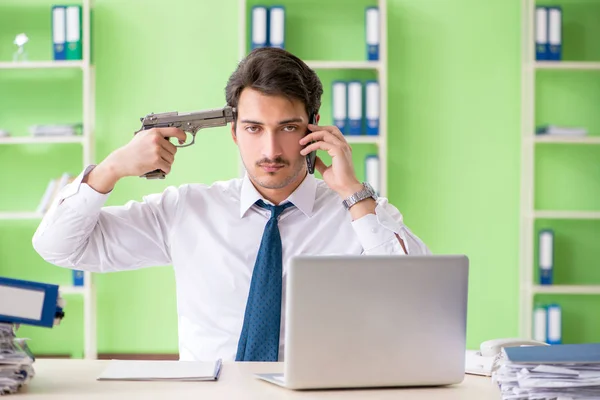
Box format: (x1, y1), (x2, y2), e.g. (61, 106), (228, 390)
(251, 6), (285, 49)
(535, 6), (562, 61)
(52, 5), (83, 60)
(0, 324), (35, 395)
(332, 80), (379, 136)
(0, 277), (66, 395)
(493, 343), (600, 399)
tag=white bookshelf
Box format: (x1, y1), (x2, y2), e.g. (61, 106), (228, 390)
(238, 0), (388, 197)
(520, 0), (600, 340)
(0, 60), (85, 70)
(533, 211), (600, 220)
(0, 212), (43, 220)
(533, 135), (600, 144)
(0, 0), (96, 359)
(0, 136), (84, 145)
(304, 60), (381, 71)
(535, 61), (600, 70)
(532, 285), (600, 295)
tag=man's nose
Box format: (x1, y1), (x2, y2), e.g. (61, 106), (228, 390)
(262, 131), (283, 160)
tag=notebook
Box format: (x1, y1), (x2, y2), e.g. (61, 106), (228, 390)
(97, 359), (222, 381)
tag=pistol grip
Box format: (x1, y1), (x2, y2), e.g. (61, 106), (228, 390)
(141, 169), (166, 179)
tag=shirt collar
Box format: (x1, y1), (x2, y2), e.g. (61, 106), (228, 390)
(239, 172), (317, 218)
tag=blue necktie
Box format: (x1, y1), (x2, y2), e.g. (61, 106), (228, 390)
(236, 199), (295, 361)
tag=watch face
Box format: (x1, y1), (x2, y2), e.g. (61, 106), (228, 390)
(363, 182), (376, 196)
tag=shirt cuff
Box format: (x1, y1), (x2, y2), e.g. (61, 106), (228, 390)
(351, 202), (408, 254)
(57, 165), (110, 216)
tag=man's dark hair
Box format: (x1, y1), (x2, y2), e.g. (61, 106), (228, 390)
(225, 47), (323, 121)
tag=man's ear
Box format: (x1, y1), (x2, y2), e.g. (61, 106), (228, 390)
(316, 113), (321, 124)
(231, 122), (238, 145)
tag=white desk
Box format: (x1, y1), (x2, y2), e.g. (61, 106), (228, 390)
(17, 359), (501, 399)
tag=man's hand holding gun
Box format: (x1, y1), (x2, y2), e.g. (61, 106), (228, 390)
(83, 106), (235, 194)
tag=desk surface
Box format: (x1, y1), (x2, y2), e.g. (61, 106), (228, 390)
(17, 359), (501, 399)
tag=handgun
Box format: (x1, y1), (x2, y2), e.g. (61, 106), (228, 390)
(136, 105), (236, 179)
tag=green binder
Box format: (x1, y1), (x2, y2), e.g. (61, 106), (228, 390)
(65, 5), (82, 60)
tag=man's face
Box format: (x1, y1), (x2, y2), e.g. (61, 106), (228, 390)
(232, 88), (309, 190)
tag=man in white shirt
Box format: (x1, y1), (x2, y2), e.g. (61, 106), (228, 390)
(32, 47), (430, 362)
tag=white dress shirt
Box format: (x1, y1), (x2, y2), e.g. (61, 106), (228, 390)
(32, 165), (430, 361)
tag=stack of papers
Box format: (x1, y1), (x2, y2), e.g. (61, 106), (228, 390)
(0, 324), (35, 395)
(97, 359), (222, 382)
(493, 343), (600, 399)
(536, 125), (588, 136)
(29, 124), (81, 136)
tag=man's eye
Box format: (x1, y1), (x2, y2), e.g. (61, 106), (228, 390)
(246, 126), (260, 133)
(283, 125), (297, 132)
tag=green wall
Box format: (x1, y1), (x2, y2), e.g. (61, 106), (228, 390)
(3, 0), (594, 358)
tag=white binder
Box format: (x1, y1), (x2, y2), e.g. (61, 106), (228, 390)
(52, 6), (66, 60)
(365, 80), (379, 135)
(347, 81), (362, 135)
(533, 305), (547, 343)
(365, 7), (379, 60)
(365, 155), (380, 195)
(547, 304), (561, 345)
(269, 6), (285, 49)
(332, 81), (347, 133)
(535, 7), (548, 60)
(251, 6), (268, 49)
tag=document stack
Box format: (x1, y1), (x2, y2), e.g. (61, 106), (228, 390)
(536, 125), (588, 137)
(493, 343), (600, 400)
(0, 324), (35, 395)
(29, 124), (81, 136)
(0, 277), (66, 395)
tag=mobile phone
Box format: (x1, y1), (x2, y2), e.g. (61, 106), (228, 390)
(305, 113), (317, 174)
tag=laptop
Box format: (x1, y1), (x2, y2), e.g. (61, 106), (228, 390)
(255, 254), (469, 390)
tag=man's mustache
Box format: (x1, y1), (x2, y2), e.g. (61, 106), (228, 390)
(256, 157), (290, 166)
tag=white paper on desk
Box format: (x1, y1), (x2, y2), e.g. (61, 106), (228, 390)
(97, 359), (222, 381)
(465, 350), (494, 376)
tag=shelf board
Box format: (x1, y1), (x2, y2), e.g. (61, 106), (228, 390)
(0, 60), (85, 70)
(0, 212), (43, 220)
(532, 285), (600, 295)
(0, 136), (84, 145)
(304, 60), (380, 70)
(534, 211), (600, 220)
(533, 135), (600, 144)
(60, 286), (86, 296)
(535, 61), (600, 70)
(344, 135), (381, 145)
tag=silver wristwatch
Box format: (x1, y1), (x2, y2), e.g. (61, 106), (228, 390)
(342, 182), (377, 210)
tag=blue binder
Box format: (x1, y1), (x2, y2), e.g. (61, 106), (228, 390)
(0, 277), (60, 328)
(269, 6), (285, 49)
(535, 6), (549, 60)
(332, 81), (347, 134)
(365, 7), (379, 61)
(52, 5), (67, 60)
(546, 304), (562, 345)
(538, 229), (554, 285)
(365, 154), (380, 195)
(251, 6), (268, 49)
(347, 80), (363, 135)
(365, 80), (379, 136)
(547, 6), (562, 61)
(72, 270), (84, 286)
